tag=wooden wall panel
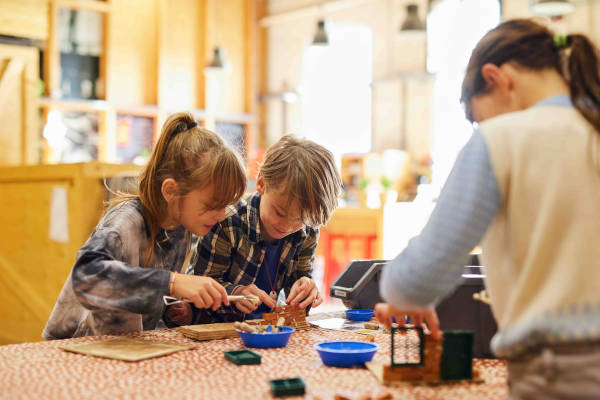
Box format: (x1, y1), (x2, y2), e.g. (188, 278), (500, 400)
(0, 0), (48, 41)
(0, 162), (142, 344)
(215, 0), (246, 114)
(107, 0), (158, 106)
(158, 0), (203, 110)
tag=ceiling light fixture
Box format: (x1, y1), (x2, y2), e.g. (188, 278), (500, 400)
(399, 4), (426, 32)
(205, 46), (227, 70)
(312, 19), (329, 46)
(531, 0), (574, 17)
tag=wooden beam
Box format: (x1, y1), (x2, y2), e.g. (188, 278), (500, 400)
(259, 0), (374, 27)
(257, 0), (268, 148)
(197, 0), (208, 110)
(21, 49), (39, 165)
(203, 0), (216, 129)
(45, 1), (60, 98)
(244, 0), (258, 156)
(99, 3), (109, 100)
(40, 97), (109, 113)
(53, 0), (111, 13)
(156, 0), (166, 108)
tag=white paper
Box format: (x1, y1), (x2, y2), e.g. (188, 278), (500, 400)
(309, 317), (372, 332)
(49, 186), (69, 243)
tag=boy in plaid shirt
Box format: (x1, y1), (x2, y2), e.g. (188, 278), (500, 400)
(166, 135), (342, 324)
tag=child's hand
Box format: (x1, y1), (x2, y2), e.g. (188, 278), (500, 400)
(171, 274), (230, 311)
(232, 284), (276, 314)
(287, 277), (322, 309)
(165, 302), (193, 326)
(374, 303), (442, 340)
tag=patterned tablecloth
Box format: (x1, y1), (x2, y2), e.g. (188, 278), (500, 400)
(0, 322), (508, 400)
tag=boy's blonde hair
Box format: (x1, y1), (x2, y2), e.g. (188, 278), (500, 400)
(259, 135), (342, 227)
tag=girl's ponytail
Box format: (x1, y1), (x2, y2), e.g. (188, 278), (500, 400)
(461, 18), (600, 137)
(138, 112), (199, 266)
(565, 34), (600, 133)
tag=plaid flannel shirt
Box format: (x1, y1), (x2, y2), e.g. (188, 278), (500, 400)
(193, 192), (319, 300)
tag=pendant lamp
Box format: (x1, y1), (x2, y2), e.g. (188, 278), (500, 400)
(312, 19), (329, 46)
(531, 0), (574, 17)
(399, 4), (425, 32)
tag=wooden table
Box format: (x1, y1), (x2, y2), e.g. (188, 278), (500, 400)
(0, 324), (508, 399)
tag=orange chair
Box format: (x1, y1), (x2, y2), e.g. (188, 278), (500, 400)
(319, 231), (377, 301)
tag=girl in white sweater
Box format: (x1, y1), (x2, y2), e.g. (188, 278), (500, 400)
(376, 19), (600, 399)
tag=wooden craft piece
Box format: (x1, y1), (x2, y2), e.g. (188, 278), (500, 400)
(261, 305), (310, 331)
(60, 337), (195, 362)
(234, 321), (258, 333)
(178, 322), (241, 341)
(364, 322), (380, 330)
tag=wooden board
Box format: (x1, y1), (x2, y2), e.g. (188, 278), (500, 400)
(178, 322), (243, 341)
(366, 362), (484, 386)
(60, 337), (195, 362)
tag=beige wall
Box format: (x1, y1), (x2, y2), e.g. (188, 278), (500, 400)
(264, 0), (429, 151)
(264, 0), (600, 157)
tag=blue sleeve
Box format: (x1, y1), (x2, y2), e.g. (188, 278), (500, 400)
(380, 131), (501, 308)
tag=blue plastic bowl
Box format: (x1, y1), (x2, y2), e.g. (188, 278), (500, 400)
(345, 309), (374, 321)
(314, 341), (379, 368)
(237, 326), (295, 348)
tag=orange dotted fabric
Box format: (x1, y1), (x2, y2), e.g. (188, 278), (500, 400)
(0, 327), (508, 399)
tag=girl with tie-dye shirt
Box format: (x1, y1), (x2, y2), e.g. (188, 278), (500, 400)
(43, 112), (246, 339)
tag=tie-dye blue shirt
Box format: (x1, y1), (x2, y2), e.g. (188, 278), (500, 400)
(43, 198), (190, 339)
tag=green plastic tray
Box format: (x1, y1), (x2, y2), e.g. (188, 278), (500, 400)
(224, 349), (261, 365)
(269, 377), (306, 397)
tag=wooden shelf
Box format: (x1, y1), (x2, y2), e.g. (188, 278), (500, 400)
(52, 0), (111, 14)
(33, 0), (261, 165)
(40, 97), (256, 124)
(40, 97), (109, 113)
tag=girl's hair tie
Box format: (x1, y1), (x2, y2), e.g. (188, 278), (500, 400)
(553, 34), (568, 49)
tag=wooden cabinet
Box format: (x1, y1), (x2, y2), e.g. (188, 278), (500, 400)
(40, 0), (259, 164)
(0, 0), (48, 41)
(0, 162), (142, 344)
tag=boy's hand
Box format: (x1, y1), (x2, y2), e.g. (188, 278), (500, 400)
(165, 302), (193, 326)
(171, 274), (230, 311)
(232, 284), (276, 314)
(374, 303), (442, 340)
(287, 277), (322, 309)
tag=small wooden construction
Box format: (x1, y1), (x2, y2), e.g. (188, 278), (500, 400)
(261, 305), (310, 331)
(367, 327), (476, 385)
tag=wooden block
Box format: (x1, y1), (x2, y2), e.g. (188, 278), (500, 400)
(178, 322), (239, 341)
